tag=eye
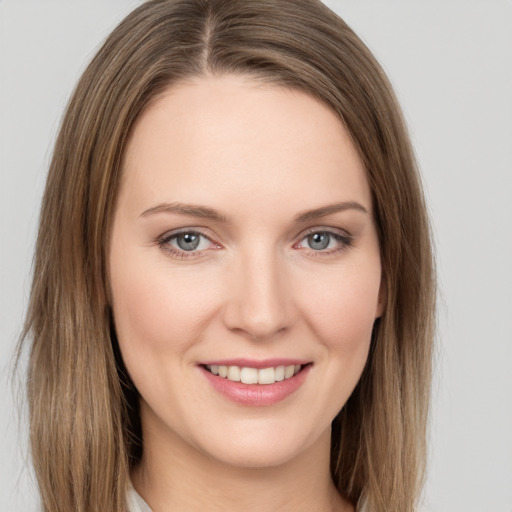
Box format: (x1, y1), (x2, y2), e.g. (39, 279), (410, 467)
(172, 232), (207, 251)
(158, 230), (219, 258)
(305, 232), (333, 251)
(295, 230), (353, 254)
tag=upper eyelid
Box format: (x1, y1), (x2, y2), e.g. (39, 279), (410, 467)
(298, 225), (352, 239)
(159, 225), (351, 238)
(160, 227), (216, 242)
(159, 226), (350, 240)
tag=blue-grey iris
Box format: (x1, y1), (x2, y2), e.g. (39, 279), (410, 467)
(177, 233), (200, 251)
(308, 232), (330, 250)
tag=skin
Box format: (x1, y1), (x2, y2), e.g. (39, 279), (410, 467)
(109, 74), (384, 512)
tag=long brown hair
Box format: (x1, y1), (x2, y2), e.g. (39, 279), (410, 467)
(20, 1), (435, 510)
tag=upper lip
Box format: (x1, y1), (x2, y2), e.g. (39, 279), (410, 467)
(199, 358), (312, 369)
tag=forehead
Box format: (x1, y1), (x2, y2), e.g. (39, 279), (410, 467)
(119, 74), (371, 217)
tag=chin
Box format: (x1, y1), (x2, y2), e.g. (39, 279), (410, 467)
(206, 443), (305, 469)
(192, 421), (329, 470)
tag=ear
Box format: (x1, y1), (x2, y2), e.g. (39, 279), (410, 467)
(375, 275), (387, 318)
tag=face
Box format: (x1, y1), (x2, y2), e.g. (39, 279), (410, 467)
(109, 74), (384, 469)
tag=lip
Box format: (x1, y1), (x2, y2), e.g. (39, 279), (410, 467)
(200, 358), (310, 369)
(199, 361), (312, 407)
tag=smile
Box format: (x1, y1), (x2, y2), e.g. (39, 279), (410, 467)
(205, 364), (304, 385)
(199, 360), (312, 406)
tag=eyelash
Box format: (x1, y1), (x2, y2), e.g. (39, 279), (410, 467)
(157, 229), (219, 259)
(157, 227), (354, 260)
(295, 228), (354, 257)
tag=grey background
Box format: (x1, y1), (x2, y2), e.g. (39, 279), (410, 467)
(1, 1), (511, 510)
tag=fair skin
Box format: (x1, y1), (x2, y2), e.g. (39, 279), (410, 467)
(109, 74), (384, 512)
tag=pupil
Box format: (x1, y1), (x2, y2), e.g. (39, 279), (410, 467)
(308, 232), (330, 250)
(177, 233), (200, 251)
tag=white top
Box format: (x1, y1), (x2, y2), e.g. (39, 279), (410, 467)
(126, 483), (153, 512)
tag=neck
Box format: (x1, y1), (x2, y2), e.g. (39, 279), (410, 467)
(131, 408), (353, 512)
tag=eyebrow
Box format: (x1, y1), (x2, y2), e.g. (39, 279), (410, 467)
(293, 201), (368, 223)
(140, 200), (368, 223)
(140, 202), (228, 222)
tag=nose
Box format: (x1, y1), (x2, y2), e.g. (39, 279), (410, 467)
(222, 249), (294, 340)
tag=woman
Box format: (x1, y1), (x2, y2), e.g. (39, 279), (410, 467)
(21, 0), (435, 511)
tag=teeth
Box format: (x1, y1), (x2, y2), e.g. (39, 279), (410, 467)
(206, 364), (304, 385)
(284, 365), (295, 379)
(240, 367), (258, 384)
(227, 366), (241, 382)
(258, 367), (275, 385)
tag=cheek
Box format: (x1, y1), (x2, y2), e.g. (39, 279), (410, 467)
(279, 259), (381, 433)
(297, 260), (381, 357)
(109, 251), (219, 366)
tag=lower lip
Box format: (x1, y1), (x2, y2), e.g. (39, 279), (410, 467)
(200, 365), (311, 407)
